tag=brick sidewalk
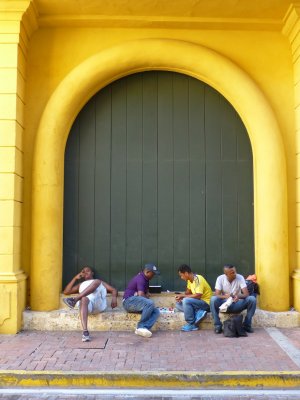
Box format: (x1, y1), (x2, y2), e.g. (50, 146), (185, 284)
(0, 328), (299, 372)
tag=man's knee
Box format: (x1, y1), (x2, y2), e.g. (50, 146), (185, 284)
(246, 295), (257, 306)
(182, 297), (193, 306)
(210, 296), (219, 309)
(80, 296), (89, 305)
(144, 299), (155, 309)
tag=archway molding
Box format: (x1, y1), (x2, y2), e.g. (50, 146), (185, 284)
(31, 38), (289, 311)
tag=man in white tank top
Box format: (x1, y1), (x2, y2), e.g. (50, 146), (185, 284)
(63, 266), (118, 342)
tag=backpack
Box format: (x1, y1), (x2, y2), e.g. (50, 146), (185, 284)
(245, 279), (260, 296)
(223, 315), (248, 338)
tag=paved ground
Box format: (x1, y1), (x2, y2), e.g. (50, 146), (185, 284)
(0, 327), (299, 372)
(0, 327), (299, 398)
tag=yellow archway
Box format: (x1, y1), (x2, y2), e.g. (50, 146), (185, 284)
(31, 38), (289, 311)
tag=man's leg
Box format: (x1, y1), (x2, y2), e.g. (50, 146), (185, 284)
(79, 296), (90, 331)
(123, 296), (160, 330)
(63, 281), (101, 309)
(181, 298), (209, 324)
(243, 296), (257, 330)
(79, 296), (91, 342)
(175, 302), (184, 312)
(139, 301), (160, 330)
(227, 296), (257, 331)
(210, 296), (225, 331)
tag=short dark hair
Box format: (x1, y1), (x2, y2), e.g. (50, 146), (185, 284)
(178, 264), (192, 274)
(224, 264), (235, 269)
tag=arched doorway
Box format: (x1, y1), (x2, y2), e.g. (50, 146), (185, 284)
(63, 71), (254, 291)
(30, 39), (289, 311)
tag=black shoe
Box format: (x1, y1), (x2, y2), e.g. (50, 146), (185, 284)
(215, 327), (222, 334)
(63, 297), (76, 309)
(243, 326), (254, 333)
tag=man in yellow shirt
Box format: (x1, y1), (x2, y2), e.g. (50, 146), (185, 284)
(175, 264), (212, 331)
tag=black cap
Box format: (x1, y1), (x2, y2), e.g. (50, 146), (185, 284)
(144, 263), (160, 275)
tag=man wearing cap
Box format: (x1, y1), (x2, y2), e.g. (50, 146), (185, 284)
(122, 263), (160, 338)
(210, 264), (257, 334)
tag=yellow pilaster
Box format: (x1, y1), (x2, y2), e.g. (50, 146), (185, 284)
(0, 0), (37, 333)
(283, 3), (300, 311)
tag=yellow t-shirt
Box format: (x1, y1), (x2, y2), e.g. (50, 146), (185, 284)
(187, 274), (212, 305)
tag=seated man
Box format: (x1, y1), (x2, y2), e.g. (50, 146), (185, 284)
(123, 263), (160, 338)
(210, 264), (257, 334)
(175, 264), (212, 332)
(63, 266), (118, 342)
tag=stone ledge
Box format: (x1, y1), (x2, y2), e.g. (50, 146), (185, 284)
(22, 292), (299, 331)
(22, 307), (300, 331)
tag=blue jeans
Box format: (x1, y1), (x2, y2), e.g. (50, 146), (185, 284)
(123, 296), (160, 330)
(210, 295), (257, 329)
(176, 298), (210, 324)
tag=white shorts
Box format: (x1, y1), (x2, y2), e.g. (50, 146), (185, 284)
(78, 281), (107, 314)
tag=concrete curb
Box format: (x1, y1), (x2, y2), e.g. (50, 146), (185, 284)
(1, 370), (300, 389)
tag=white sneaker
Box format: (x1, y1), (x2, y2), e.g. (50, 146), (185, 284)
(135, 328), (152, 338)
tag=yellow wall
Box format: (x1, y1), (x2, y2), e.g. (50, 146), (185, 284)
(0, 0), (299, 332)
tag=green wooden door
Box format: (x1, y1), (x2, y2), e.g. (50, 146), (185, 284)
(63, 71), (254, 291)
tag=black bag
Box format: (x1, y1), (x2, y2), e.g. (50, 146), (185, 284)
(223, 315), (248, 337)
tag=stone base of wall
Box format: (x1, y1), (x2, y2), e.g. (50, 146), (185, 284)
(22, 293), (300, 331)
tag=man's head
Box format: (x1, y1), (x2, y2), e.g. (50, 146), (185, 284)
(178, 264), (192, 281)
(223, 264), (237, 282)
(81, 266), (94, 280)
(143, 263), (160, 280)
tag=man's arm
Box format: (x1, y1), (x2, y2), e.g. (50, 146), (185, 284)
(216, 287), (249, 303)
(63, 272), (83, 294)
(137, 290), (150, 298)
(239, 286), (249, 299)
(102, 281), (118, 308)
(175, 289), (202, 301)
(231, 281), (249, 302)
(215, 288), (231, 300)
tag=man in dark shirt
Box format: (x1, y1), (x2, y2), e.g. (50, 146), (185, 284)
(123, 263), (160, 338)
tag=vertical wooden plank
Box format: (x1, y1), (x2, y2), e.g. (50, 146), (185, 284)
(126, 74), (143, 282)
(221, 101), (238, 266)
(78, 100), (96, 268)
(173, 73), (190, 272)
(110, 78), (127, 289)
(188, 77), (206, 276)
(63, 119), (79, 287)
(237, 117), (254, 276)
(222, 161), (238, 264)
(94, 86), (112, 283)
(221, 98), (237, 160)
(142, 72), (158, 274)
(205, 87), (222, 285)
(157, 72), (174, 290)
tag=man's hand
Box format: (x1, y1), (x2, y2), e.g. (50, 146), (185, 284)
(75, 271), (83, 280)
(175, 294), (184, 301)
(111, 297), (118, 309)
